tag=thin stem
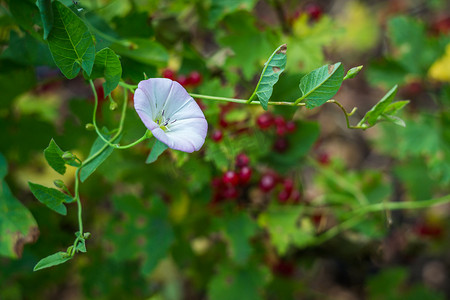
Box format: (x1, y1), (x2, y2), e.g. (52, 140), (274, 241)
(89, 80), (147, 149)
(189, 93), (306, 107)
(328, 100), (364, 129)
(310, 194), (450, 246)
(118, 81), (138, 92)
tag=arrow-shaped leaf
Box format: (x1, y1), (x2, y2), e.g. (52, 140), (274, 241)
(89, 48), (122, 96)
(250, 44), (287, 110)
(44, 139), (66, 175)
(47, 1), (95, 79)
(358, 85), (398, 127)
(33, 251), (72, 271)
(28, 182), (73, 215)
(297, 62), (344, 109)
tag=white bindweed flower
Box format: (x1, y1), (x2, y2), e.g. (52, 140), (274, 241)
(134, 78), (208, 153)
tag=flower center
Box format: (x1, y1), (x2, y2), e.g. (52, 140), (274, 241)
(155, 110), (176, 132)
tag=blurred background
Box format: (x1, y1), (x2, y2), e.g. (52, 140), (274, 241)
(0, 0), (449, 299)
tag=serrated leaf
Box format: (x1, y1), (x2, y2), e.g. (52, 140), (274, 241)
(44, 139), (66, 175)
(90, 48), (122, 96)
(258, 205), (314, 254)
(36, 0), (53, 40)
(28, 182), (73, 215)
(298, 62), (345, 109)
(251, 44), (287, 110)
(0, 153), (39, 259)
(33, 251), (72, 271)
(221, 212), (257, 265)
(205, 142), (229, 171)
(358, 85), (398, 127)
(146, 139), (168, 164)
(80, 129), (121, 182)
(47, 1), (95, 79)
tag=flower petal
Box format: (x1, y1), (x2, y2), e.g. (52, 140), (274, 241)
(134, 78), (208, 153)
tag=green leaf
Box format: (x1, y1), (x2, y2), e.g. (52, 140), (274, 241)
(47, 1), (95, 79)
(299, 62), (344, 109)
(44, 139), (66, 175)
(0, 153), (39, 258)
(28, 182), (73, 215)
(36, 0), (54, 40)
(269, 121), (320, 167)
(383, 100), (409, 115)
(343, 65), (363, 80)
(358, 85), (398, 127)
(90, 48), (122, 96)
(105, 195), (174, 275)
(380, 114), (406, 127)
(208, 0), (257, 25)
(33, 251), (72, 271)
(111, 38), (168, 67)
(146, 139), (168, 164)
(221, 212), (258, 265)
(258, 205), (314, 254)
(251, 44), (287, 110)
(76, 238), (86, 253)
(80, 129), (121, 182)
(208, 262), (269, 300)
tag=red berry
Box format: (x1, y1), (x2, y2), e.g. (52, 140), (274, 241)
(187, 71), (202, 86)
(259, 173), (277, 192)
(211, 177), (223, 189)
(211, 130), (223, 142)
(312, 213), (322, 226)
(256, 112), (273, 129)
(235, 153), (250, 168)
(317, 152), (330, 165)
(278, 189), (291, 203)
(162, 68), (176, 80)
(273, 137), (289, 153)
(276, 124), (287, 136)
(176, 75), (189, 87)
(286, 121), (296, 133)
(274, 116), (285, 127)
(305, 3), (322, 21)
(291, 190), (301, 203)
(272, 260), (295, 278)
(222, 185), (238, 199)
(238, 166), (252, 184)
(223, 171), (239, 186)
(283, 179), (294, 194)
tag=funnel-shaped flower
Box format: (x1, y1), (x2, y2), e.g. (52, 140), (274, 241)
(134, 78), (208, 153)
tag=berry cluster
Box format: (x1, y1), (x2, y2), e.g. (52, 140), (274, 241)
(162, 69), (202, 88)
(256, 112), (296, 153)
(259, 172), (301, 204)
(212, 153), (252, 202)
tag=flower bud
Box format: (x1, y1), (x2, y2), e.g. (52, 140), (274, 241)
(344, 65), (363, 80)
(85, 123), (95, 131)
(53, 179), (66, 189)
(109, 99), (118, 111)
(62, 151), (75, 160)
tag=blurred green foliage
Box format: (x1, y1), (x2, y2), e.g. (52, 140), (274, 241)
(0, 0), (449, 299)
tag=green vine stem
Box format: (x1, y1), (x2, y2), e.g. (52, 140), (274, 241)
(89, 80), (148, 149)
(310, 194), (450, 247)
